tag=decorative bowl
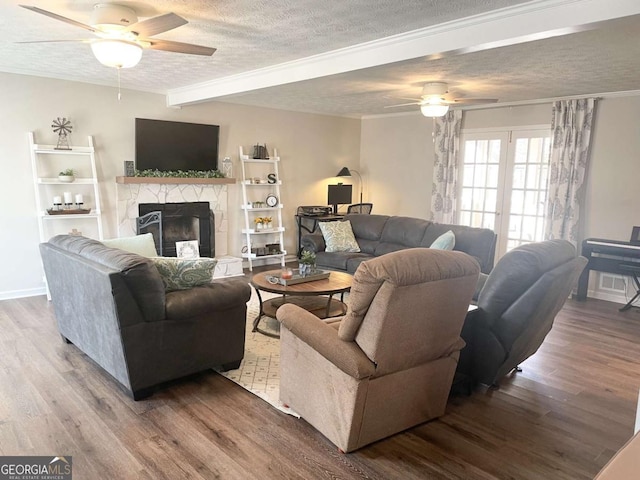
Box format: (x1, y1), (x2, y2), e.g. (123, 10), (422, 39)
(58, 175), (75, 183)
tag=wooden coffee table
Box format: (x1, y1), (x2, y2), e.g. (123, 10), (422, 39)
(250, 270), (353, 338)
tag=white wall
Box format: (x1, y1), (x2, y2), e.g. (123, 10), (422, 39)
(360, 113), (435, 218)
(0, 72), (360, 299)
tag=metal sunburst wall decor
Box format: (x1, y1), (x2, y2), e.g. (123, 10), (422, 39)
(52, 117), (73, 150)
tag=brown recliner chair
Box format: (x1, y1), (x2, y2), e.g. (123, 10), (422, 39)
(456, 239), (587, 389)
(276, 248), (480, 452)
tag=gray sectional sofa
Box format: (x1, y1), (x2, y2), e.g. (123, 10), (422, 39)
(301, 214), (497, 274)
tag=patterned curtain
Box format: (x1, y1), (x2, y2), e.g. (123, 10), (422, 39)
(430, 110), (463, 223)
(544, 98), (596, 245)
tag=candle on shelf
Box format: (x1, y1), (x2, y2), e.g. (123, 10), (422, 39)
(75, 194), (83, 204)
(63, 192), (73, 204)
(53, 195), (62, 204)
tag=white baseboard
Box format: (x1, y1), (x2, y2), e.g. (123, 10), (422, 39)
(0, 286), (47, 301)
(587, 289), (628, 305)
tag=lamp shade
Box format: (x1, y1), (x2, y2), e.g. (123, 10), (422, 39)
(336, 167), (351, 177)
(90, 39), (143, 68)
(420, 103), (450, 117)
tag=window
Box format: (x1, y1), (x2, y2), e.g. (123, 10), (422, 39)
(459, 127), (551, 260)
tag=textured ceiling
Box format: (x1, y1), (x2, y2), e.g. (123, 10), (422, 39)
(218, 14), (640, 116)
(0, 0), (639, 116)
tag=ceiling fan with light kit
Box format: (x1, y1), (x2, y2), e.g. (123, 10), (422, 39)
(18, 3), (216, 69)
(386, 82), (498, 117)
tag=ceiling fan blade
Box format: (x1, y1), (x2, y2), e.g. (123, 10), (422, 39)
(386, 96), (422, 102)
(449, 98), (499, 105)
(20, 5), (97, 33)
(143, 38), (216, 56)
(384, 102), (421, 108)
(127, 13), (187, 37)
(16, 39), (90, 44)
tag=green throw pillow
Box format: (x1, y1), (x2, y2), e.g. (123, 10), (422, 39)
(319, 220), (360, 253)
(430, 230), (456, 250)
(151, 257), (217, 291)
(102, 233), (158, 257)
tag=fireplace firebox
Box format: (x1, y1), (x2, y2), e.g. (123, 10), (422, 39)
(138, 202), (215, 257)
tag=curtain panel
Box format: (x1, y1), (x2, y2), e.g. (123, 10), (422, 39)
(544, 98), (596, 246)
(430, 110), (463, 224)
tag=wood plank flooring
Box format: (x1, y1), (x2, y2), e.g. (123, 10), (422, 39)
(0, 291), (638, 479)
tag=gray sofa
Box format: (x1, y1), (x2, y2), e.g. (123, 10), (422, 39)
(301, 214), (497, 274)
(40, 235), (251, 400)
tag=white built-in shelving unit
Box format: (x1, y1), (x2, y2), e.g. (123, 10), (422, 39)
(239, 146), (286, 271)
(28, 132), (104, 242)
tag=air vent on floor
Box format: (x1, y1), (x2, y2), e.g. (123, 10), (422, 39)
(599, 274), (627, 292)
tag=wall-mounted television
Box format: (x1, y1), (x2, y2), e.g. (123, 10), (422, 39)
(135, 118), (220, 172)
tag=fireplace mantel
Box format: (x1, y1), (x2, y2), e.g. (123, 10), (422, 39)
(116, 176), (235, 185)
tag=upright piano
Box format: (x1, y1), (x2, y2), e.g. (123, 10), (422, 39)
(577, 238), (640, 310)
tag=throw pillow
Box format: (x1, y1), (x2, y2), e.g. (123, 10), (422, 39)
(430, 230), (456, 250)
(319, 220), (361, 253)
(151, 257), (217, 291)
(102, 233), (158, 257)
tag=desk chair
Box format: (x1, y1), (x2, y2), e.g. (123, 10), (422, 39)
(347, 203), (373, 214)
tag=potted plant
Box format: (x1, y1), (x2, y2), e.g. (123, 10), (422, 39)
(299, 250), (317, 276)
(263, 216), (273, 229)
(254, 217), (264, 230)
(58, 168), (75, 183)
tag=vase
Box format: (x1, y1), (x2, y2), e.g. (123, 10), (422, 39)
(256, 223), (263, 231)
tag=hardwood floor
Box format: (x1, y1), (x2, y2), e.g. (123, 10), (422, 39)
(0, 290), (638, 479)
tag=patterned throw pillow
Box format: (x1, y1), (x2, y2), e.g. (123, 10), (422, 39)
(151, 257), (217, 291)
(319, 220), (361, 253)
(430, 230), (456, 250)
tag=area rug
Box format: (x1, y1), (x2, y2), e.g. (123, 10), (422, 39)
(218, 290), (300, 417)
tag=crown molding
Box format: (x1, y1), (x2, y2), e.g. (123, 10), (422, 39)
(167, 0), (640, 106)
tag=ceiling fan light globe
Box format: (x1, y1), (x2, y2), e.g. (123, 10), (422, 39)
(90, 39), (142, 68)
(420, 103), (449, 117)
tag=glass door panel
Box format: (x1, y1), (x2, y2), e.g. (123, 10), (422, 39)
(459, 128), (551, 263)
(457, 134), (508, 233)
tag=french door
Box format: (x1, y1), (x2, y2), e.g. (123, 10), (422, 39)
(458, 127), (551, 260)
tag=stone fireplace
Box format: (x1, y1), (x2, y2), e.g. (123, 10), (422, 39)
(138, 202), (215, 257)
(115, 178), (233, 256)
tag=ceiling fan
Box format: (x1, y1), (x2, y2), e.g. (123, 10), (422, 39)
(19, 3), (216, 69)
(386, 82), (498, 117)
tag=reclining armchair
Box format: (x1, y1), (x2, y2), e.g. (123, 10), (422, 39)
(40, 235), (251, 400)
(276, 248), (480, 452)
(457, 239), (587, 388)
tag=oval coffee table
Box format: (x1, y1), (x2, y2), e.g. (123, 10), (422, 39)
(250, 270), (353, 338)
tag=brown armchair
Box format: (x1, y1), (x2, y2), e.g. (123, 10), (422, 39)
(276, 248), (479, 452)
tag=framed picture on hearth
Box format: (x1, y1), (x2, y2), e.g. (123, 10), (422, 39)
(176, 240), (200, 259)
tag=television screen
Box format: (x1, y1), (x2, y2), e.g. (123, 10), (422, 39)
(135, 118), (219, 172)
